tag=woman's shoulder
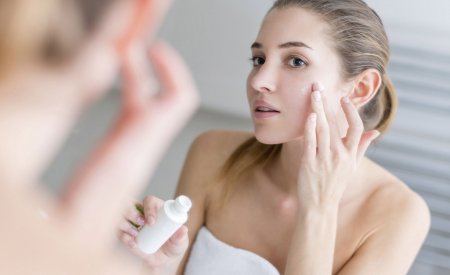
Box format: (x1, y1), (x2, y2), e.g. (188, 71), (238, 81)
(346, 159), (431, 272)
(178, 130), (253, 184)
(367, 159), (428, 207)
(362, 158), (430, 237)
(189, 129), (254, 162)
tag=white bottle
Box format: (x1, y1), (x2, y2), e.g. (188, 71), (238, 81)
(137, 195), (192, 254)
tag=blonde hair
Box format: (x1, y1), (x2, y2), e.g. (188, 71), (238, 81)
(219, 0), (397, 202)
(0, 0), (115, 76)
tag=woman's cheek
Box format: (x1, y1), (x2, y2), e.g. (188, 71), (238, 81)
(296, 85), (313, 111)
(285, 88), (311, 134)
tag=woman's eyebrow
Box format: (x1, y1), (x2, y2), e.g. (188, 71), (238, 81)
(279, 41), (313, 50)
(251, 41), (313, 50)
(251, 42), (263, 49)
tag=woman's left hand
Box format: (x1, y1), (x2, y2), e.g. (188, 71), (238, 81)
(119, 196), (189, 275)
(297, 82), (380, 209)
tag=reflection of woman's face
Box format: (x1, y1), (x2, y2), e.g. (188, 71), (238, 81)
(247, 7), (349, 144)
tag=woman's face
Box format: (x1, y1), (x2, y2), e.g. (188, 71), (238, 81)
(247, 7), (350, 144)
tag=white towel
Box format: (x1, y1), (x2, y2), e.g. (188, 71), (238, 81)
(184, 226), (280, 275)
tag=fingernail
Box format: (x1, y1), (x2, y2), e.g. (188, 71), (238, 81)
(147, 215), (155, 226)
(136, 216), (145, 226)
(342, 96), (350, 103)
(313, 91), (321, 102)
(374, 130), (381, 139)
(316, 82), (325, 91)
(128, 228), (139, 237)
(128, 239), (137, 248)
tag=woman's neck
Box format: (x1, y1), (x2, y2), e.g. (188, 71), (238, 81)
(264, 139), (305, 194)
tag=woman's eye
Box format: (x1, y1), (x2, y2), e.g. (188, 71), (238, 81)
(250, 57), (265, 67)
(288, 57), (306, 67)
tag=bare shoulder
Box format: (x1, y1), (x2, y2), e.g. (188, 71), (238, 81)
(193, 129), (254, 150)
(174, 129), (254, 270)
(338, 159), (431, 274)
(368, 158), (430, 231)
(362, 158), (431, 242)
(188, 129), (254, 168)
(175, 129), (253, 198)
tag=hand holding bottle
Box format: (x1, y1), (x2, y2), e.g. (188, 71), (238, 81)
(119, 196), (190, 274)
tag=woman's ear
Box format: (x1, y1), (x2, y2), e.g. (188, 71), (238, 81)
(349, 69), (382, 108)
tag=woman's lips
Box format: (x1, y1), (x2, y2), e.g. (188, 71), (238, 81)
(254, 111), (280, 119)
(253, 100), (280, 119)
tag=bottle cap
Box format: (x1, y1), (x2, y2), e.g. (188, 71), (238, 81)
(174, 195), (192, 214)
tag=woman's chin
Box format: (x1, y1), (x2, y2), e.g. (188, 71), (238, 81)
(254, 131), (285, 145)
(254, 128), (304, 145)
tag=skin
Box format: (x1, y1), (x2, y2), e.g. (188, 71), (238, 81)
(124, 6), (430, 275)
(0, 0), (198, 274)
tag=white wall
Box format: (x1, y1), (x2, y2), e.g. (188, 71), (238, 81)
(365, 0), (450, 35)
(158, 0), (273, 117)
(157, 0), (450, 117)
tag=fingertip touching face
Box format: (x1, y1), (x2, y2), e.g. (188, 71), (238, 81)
(247, 7), (350, 144)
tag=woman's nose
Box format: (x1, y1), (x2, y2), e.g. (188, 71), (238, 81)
(249, 65), (277, 93)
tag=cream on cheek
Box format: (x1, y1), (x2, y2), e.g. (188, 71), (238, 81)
(298, 85), (310, 95)
(295, 85), (313, 118)
(281, 76), (313, 114)
(277, 84), (312, 139)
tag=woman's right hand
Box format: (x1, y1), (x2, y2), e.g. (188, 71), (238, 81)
(119, 196), (189, 275)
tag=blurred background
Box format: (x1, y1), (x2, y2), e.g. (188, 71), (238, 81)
(43, 0), (450, 274)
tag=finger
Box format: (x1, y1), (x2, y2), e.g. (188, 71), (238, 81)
(143, 0), (173, 40)
(148, 41), (199, 105)
(357, 130), (380, 161)
(317, 86), (345, 153)
(119, 217), (143, 234)
(124, 201), (146, 228)
(159, 225), (189, 258)
(135, 203), (145, 215)
(310, 84), (330, 158)
(121, 42), (158, 109)
(143, 196), (164, 226)
(118, 221), (140, 238)
(341, 96), (365, 152)
(121, 227), (188, 268)
(120, 231), (138, 249)
(118, 0), (173, 51)
(304, 112), (317, 161)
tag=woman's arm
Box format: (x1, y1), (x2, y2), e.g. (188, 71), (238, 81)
(285, 83), (376, 274)
(119, 132), (212, 275)
(285, 188), (429, 275)
(285, 205), (339, 275)
(173, 130), (233, 275)
(120, 130), (250, 275)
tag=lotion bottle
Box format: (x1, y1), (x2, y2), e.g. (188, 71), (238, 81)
(137, 195), (192, 254)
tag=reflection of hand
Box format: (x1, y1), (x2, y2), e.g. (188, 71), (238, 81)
(119, 196), (189, 275)
(3, 40), (197, 275)
(297, 83), (379, 209)
(61, 39), (198, 254)
(1, 0), (198, 273)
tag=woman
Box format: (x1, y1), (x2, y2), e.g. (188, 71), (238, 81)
(123, 0), (430, 274)
(0, 0), (198, 274)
